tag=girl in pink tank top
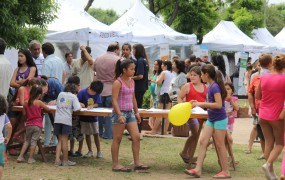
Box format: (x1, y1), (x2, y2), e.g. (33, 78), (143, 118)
(17, 85), (50, 163)
(177, 66), (206, 164)
(111, 60), (149, 172)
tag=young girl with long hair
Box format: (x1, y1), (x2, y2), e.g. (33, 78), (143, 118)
(10, 49), (38, 89)
(111, 60), (149, 172)
(185, 64), (230, 178)
(178, 66), (207, 164)
(17, 85), (50, 164)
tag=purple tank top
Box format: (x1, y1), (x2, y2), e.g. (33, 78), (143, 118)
(16, 67), (30, 80)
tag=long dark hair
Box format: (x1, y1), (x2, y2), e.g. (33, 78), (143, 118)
(162, 60), (172, 72)
(153, 59), (162, 76)
(173, 59), (185, 74)
(28, 85), (43, 107)
(212, 55), (226, 78)
(201, 64), (227, 100)
(133, 44), (149, 66)
(18, 49), (38, 77)
(114, 60), (134, 79)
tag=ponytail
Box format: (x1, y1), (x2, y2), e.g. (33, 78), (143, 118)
(215, 70), (227, 100)
(201, 64), (227, 100)
(114, 60), (122, 79)
(114, 59), (134, 79)
(28, 85), (43, 107)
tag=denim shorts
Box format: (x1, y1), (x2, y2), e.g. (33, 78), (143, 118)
(205, 117), (228, 130)
(54, 123), (72, 135)
(111, 111), (136, 125)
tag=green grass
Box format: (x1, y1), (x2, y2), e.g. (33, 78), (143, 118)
(4, 137), (281, 179)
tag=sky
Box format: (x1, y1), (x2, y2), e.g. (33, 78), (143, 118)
(78, 0), (285, 15)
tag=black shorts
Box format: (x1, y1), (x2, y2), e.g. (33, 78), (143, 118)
(54, 123), (72, 136)
(159, 93), (171, 104)
(256, 124), (264, 141)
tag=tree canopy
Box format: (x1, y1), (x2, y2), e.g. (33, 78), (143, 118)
(88, 8), (119, 25)
(266, 3), (285, 36)
(0, 0), (57, 48)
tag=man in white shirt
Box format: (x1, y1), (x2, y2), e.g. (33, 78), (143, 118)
(29, 40), (45, 75)
(0, 38), (13, 98)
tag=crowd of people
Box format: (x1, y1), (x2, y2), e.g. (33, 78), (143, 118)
(0, 36), (285, 179)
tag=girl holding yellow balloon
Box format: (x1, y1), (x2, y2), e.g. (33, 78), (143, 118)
(177, 66), (207, 164)
(184, 64), (231, 179)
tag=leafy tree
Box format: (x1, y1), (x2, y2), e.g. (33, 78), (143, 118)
(0, 0), (58, 48)
(222, 0), (264, 36)
(266, 3), (285, 36)
(88, 8), (119, 25)
(155, 0), (219, 44)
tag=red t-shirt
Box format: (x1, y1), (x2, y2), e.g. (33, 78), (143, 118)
(248, 75), (260, 112)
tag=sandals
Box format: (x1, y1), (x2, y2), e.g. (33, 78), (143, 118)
(134, 165), (150, 171)
(213, 171), (231, 179)
(184, 169), (201, 178)
(112, 167), (132, 172)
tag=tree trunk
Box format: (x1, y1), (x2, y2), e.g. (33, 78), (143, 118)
(149, 0), (155, 14)
(84, 0), (94, 12)
(166, 0), (179, 26)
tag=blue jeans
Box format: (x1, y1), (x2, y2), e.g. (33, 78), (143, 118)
(99, 96), (113, 139)
(44, 114), (58, 146)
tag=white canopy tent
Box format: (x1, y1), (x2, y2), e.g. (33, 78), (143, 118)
(202, 21), (267, 52)
(45, 0), (132, 58)
(252, 28), (285, 53)
(110, 0), (197, 45)
(275, 27), (285, 49)
(46, 0), (132, 43)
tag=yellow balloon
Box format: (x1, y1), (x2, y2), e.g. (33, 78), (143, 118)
(168, 102), (192, 126)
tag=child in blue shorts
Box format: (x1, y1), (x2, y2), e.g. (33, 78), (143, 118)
(54, 83), (81, 166)
(185, 65), (231, 178)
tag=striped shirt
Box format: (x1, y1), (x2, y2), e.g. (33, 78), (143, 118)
(118, 77), (134, 111)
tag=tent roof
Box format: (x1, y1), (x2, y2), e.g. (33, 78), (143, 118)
(45, 0), (132, 43)
(252, 28), (285, 52)
(202, 20), (267, 52)
(110, 0), (196, 45)
(275, 27), (285, 48)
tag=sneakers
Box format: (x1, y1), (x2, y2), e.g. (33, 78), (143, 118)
(83, 151), (94, 158)
(54, 161), (62, 166)
(27, 158), (36, 164)
(17, 156), (25, 163)
(96, 152), (103, 158)
(62, 160), (76, 166)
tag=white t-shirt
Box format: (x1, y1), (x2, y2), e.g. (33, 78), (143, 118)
(0, 55), (13, 97)
(0, 114), (10, 144)
(54, 92), (81, 126)
(71, 59), (94, 89)
(160, 70), (173, 95)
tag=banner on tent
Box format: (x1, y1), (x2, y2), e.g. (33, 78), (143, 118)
(192, 45), (208, 58)
(237, 52), (248, 95)
(160, 44), (169, 60)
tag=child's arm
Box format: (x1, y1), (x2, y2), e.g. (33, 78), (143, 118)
(38, 100), (51, 112)
(4, 123), (12, 144)
(87, 103), (99, 109)
(230, 97), (239, 111)
(112, 80), (125, 123)
(132, 91), (141, 123)
(192, 93), (223, 109)
(177, 83), (189, 104)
